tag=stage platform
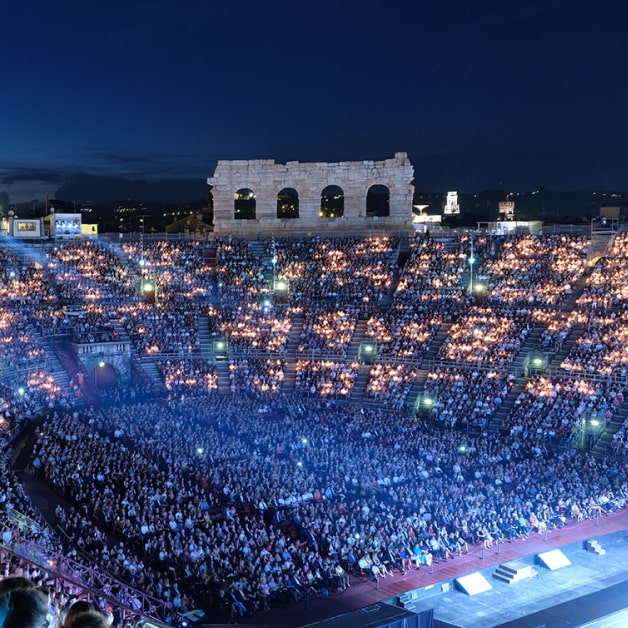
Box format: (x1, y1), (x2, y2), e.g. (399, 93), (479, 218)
(398, 529), (628, 628)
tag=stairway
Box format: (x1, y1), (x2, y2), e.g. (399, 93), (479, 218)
(247, 239), (275, 288)
(560, 272), (590, 312)
(593, 403), (628, 456)
(111, 320), (131, 342)
(282, 359), (297, 395)
(138, 356), (161, 388)
(487, 377), (527, 435)
(346, 320), (367, 362)
(349, 365), (372, 402)
(247, 239), (267, 259)
(285, 316), (304, 360)
(512, 325), (543, 376)
(198, 315), (213, 357)
(407, 368), (430, 414)
(422, 322), (452, 365)
(36, 332), (71, 393)
(492, 561), (535, 584)
(215, 360), (231, 394)
(547, 327), (585, 372)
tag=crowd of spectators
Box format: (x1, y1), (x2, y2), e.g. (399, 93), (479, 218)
(16, 394), (628, 624)
(228, 358), (285, 394)
(215, 239), (268, 300)
(48, 241), (136, 302)
(117, 301), (201, 356)
(4, 229), (628, 625)
(502, 375), (622, 448)
(122, 240), (215, 300)
(207, 303), (292, 354)
(365, 304), (442, 362)
(69, 305), (119, 344)
(576, 232), (628, 310)
(0, 307), (47, 372)
(274, 236), (398, 309)
(157, 358), (218, 394)
(365, 363), (419, 408)
(294, 360), (360, 397)
(533, 309), (581, 355)
(297, 305), (359, 357)
(421, 367), (515, 431)
(560, 311), (628, 379)
(482, 234), (589, 307)
(437, 306), (532, 366)
(393, 236), (469, 316)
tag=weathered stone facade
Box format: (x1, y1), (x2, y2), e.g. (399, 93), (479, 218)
(208, 152), (415, 237)
(74, 340), (132, 384)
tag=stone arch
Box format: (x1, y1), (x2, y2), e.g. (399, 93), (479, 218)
(321, 185), (344, 219)
(366, 184), (390, 217)
(91, 361), (119, 389)
(234, 188), (256, 220)
(277, 188), (299, 219)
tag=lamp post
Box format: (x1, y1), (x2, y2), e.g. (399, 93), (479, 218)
(271, 237), (278, 290)
(468, 235), (476, 294)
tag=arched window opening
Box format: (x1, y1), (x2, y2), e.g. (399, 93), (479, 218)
(320, 185), (344, 219)
(366, 184), (390, 217)
(277, 188), (299, 219)
(234, 188), (256, 220)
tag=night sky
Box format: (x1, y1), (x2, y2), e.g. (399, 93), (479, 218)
(2, 0), (628, 203)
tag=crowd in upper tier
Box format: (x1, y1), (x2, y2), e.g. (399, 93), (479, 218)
(1, 228), (628, 627)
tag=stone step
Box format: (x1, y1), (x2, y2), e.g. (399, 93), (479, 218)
(585, 539), (606, 555)
(492, 560), (535, 584)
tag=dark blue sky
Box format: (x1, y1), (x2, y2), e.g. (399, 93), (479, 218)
(2, 0), (627, 203)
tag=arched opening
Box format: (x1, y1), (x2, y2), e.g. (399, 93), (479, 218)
(92, 362), (119, 389)
(234, 188), (256, 220)
(277, 188), (299, 219)
(366, 184), (390, 217)
(320, 185), (344, 219)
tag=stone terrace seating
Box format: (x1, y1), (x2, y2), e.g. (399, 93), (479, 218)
(0, 307), (47, 372)
(275, 235), (399, 309)
(48, 240), (137, 302)
(215, 238), (268, 300)
(157, 358), (218, 393)
(421, 366), (515, 430)
(207, 302), (292, 354)
(365, 362), (420, 408)
(295, 359), (360, 397)
(482, 233), (589, 307)
(577, 231), (628, 310)
(533, 309), (584, 354)
(393, 236), (468, 316)
(69, 304), (119, 344)
(122, 239), (215, 299)
(365, 304), (442, 362)
(503, 375), (620, 447)
(560, 311), (628, 379)
(228, 358), (285, 394)
(437, 306), (532, 366)
(297, 304), (359, 358)
(117, 300), (201, 356)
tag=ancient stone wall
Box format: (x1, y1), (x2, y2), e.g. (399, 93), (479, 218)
(208, 152), (415, 237)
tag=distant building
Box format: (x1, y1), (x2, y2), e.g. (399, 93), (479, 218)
(444, 191), (460, 214)
(498, 200), (515, 221)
